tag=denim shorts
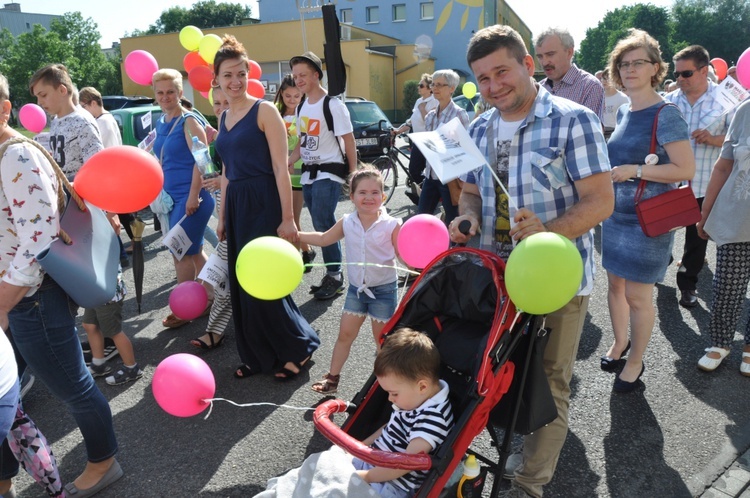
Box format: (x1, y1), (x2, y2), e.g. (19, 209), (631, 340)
(343, 281), (398, 323)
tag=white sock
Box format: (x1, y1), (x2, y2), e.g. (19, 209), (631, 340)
(124, 363), (137, 370)
(92, 357), (106, 366)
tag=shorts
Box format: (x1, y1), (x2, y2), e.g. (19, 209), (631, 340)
(352, 457), (412, 498)
(343, 281), (398, 323)
(82, 300), (124, 338)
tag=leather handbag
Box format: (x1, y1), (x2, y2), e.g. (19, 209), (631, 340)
(0, 137), (119, 308)
(634, 104), (701, 237)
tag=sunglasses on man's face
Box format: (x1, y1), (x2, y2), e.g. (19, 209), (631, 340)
(674, 67), (704, 79)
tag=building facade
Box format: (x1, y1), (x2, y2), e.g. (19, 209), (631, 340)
(0, 2), (58, 37)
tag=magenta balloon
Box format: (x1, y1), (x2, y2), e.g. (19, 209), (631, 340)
(736, 47), (750, 89)
(18, 104), (46, 133)
(168, 281), (208, 320)
(124, 50), (159, 86)
(397, 214), (450, 268)
(153, 354), (215, 417)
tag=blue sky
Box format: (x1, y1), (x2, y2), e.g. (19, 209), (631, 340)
(22, 0), (672, 49)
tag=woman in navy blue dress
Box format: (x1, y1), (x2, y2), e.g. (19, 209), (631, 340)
(213, 35), (319, 379)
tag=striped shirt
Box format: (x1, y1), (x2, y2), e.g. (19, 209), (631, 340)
(423, 100), (470, 179)
(464, 85), (611, 295)
(664, 81), (734, 198)
(541, 64), (605, 120)
(373, 380), (453, 492)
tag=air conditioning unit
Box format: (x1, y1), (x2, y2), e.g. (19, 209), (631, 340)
(341, 24), (351, 40)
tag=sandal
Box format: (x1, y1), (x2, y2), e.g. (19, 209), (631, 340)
(190, 333), (225, 350)
(234, 364), (257, 379)
(311, 373), (340, 394)
(162, 313), (190, 329)
(275, 355), (312, 381)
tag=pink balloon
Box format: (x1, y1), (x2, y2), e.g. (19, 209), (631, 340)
(168, 281), (208, 320)
(199, 90), (209, 98)
(18, 103), (46, 133)
(397, 214), (450, 268)
(736, 47), (750, 89)
(124, 50), (159, 86)
(153, 354), (215, 417)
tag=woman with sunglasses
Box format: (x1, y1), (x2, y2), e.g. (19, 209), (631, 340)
(600, 29), (695, 393)
(393, 74), (439, 186)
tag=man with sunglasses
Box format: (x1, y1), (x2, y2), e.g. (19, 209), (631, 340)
(665, 45), (734, 309)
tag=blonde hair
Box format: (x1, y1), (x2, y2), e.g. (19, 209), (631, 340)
(152, 68), (183, 93)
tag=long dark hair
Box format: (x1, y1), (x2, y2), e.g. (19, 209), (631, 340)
(273, 74), (298, 115)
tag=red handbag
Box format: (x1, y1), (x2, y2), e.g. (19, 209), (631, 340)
(634, 104), (700, 237)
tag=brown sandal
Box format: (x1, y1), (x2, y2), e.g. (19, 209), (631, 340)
(162, 313), (190, 329)
(311, 373), (340, 394)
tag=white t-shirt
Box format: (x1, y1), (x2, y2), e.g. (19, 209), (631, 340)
(49, 108), (103, 178)
(603, 91), (630, 129)
(297, 95), (353, 185)
(96, 112), (122, 148)
(343, 207), (399, 292)
(410, 95), (439, 133)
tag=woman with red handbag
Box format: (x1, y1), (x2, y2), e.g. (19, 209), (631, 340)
(600, 29), (695, 393)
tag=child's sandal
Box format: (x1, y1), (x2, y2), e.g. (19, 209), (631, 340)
(311, 373), (340, 394)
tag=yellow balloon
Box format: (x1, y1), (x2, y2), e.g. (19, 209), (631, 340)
(198, 34), (223, 64)
(208, 87), (213, 105)
(179, 26), (203, 52)
(462, 82), (477, 99)
(236, 237), (304, 300)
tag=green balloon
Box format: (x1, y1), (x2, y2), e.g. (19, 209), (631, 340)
(236, 236), (303, 300)
(462, 81), (477, 99)
(505, 232), (583, 315)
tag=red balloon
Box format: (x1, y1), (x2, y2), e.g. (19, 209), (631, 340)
(188, 65), (213, 93)
(247, 79), (265, 99)
(248, 59), (262, 80)
(711, 57), (728, 81)
(74, 146), (164, 213)
(183, 51), (208, 73)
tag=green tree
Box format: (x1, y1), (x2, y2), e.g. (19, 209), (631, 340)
(672, 0), (750, 64)
(402, 80), (419, 122)
(147, 1), (252, 34)
(51, 13), (115, 92)
(577, 4), (674, 74)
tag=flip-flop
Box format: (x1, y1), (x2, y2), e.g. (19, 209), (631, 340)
(233, 364), (256, 379)
(275, 355), (312, 381)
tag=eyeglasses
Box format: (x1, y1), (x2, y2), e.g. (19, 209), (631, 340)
(418, 83), (427, 88)
(617, 59), (655, 71)
(430, 82), (449, 89)
(673, 67), (705, 79)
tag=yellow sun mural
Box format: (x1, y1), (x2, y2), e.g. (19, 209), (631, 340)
(436, 0), (485, 35)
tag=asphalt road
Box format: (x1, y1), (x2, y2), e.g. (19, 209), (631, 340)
(10, 172), (750, 497)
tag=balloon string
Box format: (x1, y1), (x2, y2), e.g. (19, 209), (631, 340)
(307, 262), (420, 275)
(201, 398), (316, 420)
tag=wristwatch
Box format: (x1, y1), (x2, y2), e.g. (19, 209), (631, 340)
(636, 164), (643, 179)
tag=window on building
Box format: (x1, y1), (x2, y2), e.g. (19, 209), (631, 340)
(366, 6), (379, 23)
(25, 22), (30, 29)
(393, 4), (406, 22)
(420, 3), (434, 20)
(340, 8), (353, 24)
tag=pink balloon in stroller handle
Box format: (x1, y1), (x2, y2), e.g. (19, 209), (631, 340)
(313, 399), (433, 471)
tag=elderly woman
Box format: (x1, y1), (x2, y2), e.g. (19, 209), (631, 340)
(0, 72), (121, 496)
(601, 29), (695, 392)
(696, 99), (750, 375)
(417, 69), (470, 227)
(151, 69), (215, 328)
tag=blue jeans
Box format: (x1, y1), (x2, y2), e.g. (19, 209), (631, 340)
(417, 178), (458, 227)
(8, 277), (117, 463)
(303, 179), (342, 274)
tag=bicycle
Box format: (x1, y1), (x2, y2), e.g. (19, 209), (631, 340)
(372, 131), (422, 206)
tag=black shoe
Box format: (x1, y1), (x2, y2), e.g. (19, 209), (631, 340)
(302, 250), (317, 274)
(613, 364), (645, 393)
(120, 256), (131, 268)
(600, 340), (631, 372)
(679, 289), (698, 308)
(313, 275), (344, 300)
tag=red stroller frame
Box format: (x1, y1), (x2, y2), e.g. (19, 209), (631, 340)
(314, 248), (544, 497)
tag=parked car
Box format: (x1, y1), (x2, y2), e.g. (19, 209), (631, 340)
(344, 97), (393, 160)
(110, 106), (162, 147)
(103, 95), (154, 111)
(452, 94), (479, 121)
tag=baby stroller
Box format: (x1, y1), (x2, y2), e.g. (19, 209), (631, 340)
(314, 248), (553, 497)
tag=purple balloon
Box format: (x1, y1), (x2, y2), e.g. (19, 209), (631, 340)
(124, 50), (159, 86)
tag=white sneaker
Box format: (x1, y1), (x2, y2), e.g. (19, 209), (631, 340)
(741, 352), (750, 377)
(503, 452), (523, 480)
(697, 347), (730, 372)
